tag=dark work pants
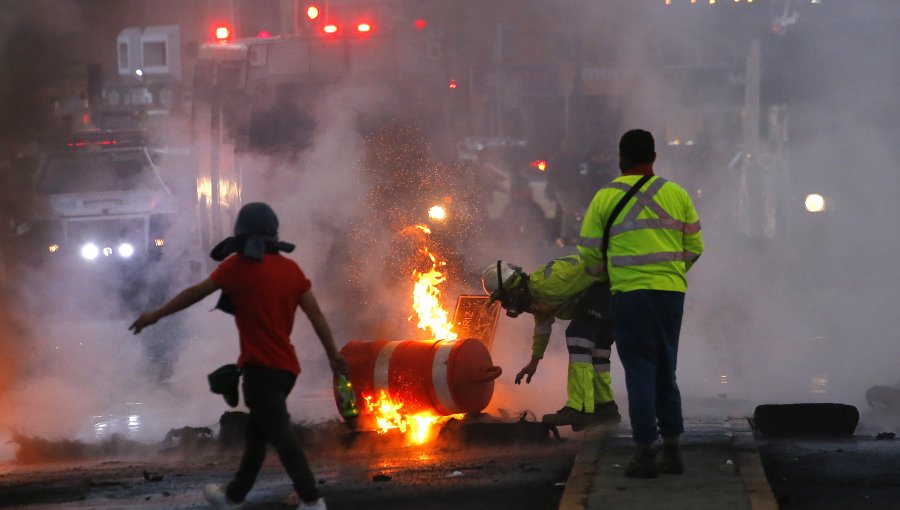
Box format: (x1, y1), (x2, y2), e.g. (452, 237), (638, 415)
(226, 365), (320, 503)
(611, 290), (685, 445)
(566, 283), (615, 369)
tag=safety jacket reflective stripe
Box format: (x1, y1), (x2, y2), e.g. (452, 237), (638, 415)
(577, 174), (703, 293)
(527, 254), (606, 358)
(566, 336), (594, 363)
(578, 178), (702, 273)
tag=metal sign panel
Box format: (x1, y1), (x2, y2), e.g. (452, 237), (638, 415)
(452, 295), (501, 351)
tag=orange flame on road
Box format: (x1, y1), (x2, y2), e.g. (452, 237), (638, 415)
(364, 390), (461, 445)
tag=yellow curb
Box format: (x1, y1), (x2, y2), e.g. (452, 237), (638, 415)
(728, 418), (779, 510)
(558, 425), (612, 510)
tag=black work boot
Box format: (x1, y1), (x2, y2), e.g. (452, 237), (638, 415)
(591, 401), (622, 426)
(624, 444), (659, 478)
(541, 407), (591, 431)
(659, 439), (685, 475)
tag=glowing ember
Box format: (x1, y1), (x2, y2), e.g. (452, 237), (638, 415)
(427, 205), (447, 222)
(364, 390), (461, 445)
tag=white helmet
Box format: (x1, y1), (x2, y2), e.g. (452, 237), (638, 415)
(481, 260), (525, 303)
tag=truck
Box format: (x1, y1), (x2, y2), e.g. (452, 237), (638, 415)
(22, 129), (184, 316)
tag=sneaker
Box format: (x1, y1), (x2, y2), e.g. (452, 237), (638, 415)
(590, 401), (622, 425)
(203, 483), (243, 509)
(541, 407), (591, 431)
(624, 447), (659, 479)
(659, 445), (685, 475)
(299, 498), (328, 510)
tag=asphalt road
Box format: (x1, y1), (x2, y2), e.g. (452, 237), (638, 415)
(758, 434), (900, 510)
(0, 420), (577, 510)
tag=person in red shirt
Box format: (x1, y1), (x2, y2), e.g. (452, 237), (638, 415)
(130, 202), (345, 510)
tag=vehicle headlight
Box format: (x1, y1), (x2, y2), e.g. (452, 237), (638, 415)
(118, 242), (135, 258)
(81, 243), (100, 260)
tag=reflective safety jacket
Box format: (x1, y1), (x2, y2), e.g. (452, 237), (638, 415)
(526, 254), (606, 359)
(577, 174), (703, 294)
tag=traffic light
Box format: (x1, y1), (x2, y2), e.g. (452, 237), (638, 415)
(214, 24), (231, 42)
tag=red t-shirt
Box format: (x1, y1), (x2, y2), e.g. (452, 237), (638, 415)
(210, 253), (311, 375)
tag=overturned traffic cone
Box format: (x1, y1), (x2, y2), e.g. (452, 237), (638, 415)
(752, 403), (859, 438)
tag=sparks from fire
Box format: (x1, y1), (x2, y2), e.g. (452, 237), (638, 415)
(362, 224), (463, 444)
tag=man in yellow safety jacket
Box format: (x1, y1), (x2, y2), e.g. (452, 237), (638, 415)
(481, 255), (621, 431)
(578, 129), (703, 478)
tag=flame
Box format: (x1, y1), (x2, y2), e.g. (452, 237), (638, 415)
(361, 224), (463, 445)
(364, 390), (462, 445)
(409, 228), (458, 341)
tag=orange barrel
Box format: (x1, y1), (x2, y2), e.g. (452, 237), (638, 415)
(339, 339), (502, 423)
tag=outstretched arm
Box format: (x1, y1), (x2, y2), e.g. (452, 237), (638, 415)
(129, 278), (220, 334)
(516, 314), (553, 384)
(298, 290), (348, 375)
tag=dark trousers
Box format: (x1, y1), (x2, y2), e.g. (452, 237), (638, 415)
(226, 365), (320, 503)
(611, 290), (685, 444)
(566, 283), (615, 372)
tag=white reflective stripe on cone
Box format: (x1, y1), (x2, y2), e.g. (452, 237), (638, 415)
(432, 340), (462, 414)
(373, 341), (400, 399)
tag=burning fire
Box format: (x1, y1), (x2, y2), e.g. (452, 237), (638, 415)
(362, 224), (463, 444)
(410, 243), (458, 342)
(364, 390), (450, 445)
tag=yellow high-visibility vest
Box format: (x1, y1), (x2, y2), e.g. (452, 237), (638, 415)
(527, 254), (606, 358)
(577, 175), (703, 294)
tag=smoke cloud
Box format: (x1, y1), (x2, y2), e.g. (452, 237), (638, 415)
(4, 1), (900, 464)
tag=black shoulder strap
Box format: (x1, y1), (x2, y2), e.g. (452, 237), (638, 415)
(601, 175), (653, 265)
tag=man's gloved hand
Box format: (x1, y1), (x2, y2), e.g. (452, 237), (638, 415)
(515, 357), (541, 385)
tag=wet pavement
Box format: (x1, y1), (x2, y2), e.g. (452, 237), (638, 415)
(558, 401), (900, 510)
(559, 417), (777, 510)
(0, 418), (578, 510)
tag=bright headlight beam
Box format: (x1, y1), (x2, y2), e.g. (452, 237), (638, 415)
(805, 193), (826, 213)
(81, 243), (100, 260)
(118, 242), (135, 258)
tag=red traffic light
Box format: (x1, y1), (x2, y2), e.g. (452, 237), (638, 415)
(413, 19), (428, 31)
(214, 25), (231, 42)
(530, 160), (548, 172)
(307, 5), (320, 20)
(449, 79), (458, 89)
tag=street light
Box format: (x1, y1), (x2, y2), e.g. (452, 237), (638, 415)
(804, 193), (826, 213)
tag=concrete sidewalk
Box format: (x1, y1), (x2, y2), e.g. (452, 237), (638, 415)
(559, 418), (779, 510)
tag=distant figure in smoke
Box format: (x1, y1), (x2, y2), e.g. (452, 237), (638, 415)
(481, 256), (622, 431)
(578, 130), (704, 478)
(129, 202), (345, 510)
